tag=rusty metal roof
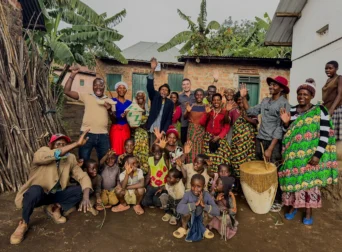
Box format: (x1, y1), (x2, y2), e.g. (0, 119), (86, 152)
(265, 0), (307, 46)
(178, 56), (292, 68)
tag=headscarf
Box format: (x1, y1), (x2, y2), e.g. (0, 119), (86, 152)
(114, 81), (128, 90)
(166, 125), (179, 139)
(296, 82), (316, 97)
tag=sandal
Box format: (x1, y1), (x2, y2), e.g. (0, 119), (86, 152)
(111, 204), (130, 213)
(162, 213), (172, 222)
(133, 205), (144, 215)
(173, 227), (187, 239)
(303, 217), (313, 225)
(104, 205), (112, 209)
(285, 209), (298, 220)
(270, 203), (282, 213)
(96, 204), (104, 211)
(169, 216), (177, 225)
(204, 229), (214, 239)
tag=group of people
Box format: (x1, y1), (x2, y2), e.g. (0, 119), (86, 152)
(9, 58), (340, 245)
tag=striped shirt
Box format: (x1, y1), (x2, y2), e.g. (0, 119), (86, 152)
(287, 105), (330, 159)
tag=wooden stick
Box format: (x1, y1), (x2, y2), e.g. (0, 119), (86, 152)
(260, 142), (269, 170)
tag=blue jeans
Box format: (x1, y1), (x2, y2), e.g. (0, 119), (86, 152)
(78, 132), (110, 162)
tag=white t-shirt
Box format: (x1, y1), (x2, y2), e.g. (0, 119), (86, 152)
(119, 169), (144, 186)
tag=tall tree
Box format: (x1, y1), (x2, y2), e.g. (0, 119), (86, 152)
(157, 0), (220, 56)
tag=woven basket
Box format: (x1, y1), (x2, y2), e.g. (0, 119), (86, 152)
(125, 104), (144, 128)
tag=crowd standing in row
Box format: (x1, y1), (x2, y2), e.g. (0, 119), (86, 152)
(9, 58), (340, 244)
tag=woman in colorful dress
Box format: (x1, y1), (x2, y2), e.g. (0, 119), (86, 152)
(132, 90), (150, 174)
(109, 82), (132, 155)
(279, 82), (338, 225)
(230, 91), (258, 178)
(200, 93), (232, 172)
(184, 88), (206, 163)
(170, 92), (182, 139)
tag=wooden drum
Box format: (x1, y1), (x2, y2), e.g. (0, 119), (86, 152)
(240, 161), (278, 214)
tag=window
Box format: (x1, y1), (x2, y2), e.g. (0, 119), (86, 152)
(239, 76), (260, 107)
(80, 79), (84, 86)
(106, 74), (122, 91)
(168, 73), (184, 92)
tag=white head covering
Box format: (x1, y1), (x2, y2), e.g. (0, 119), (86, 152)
(114, 81), (128, 90)
(134, 90), (149, 115)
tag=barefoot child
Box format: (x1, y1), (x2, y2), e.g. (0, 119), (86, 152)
(209, 176), (238, 240)
(158, 168), (185, 225)
(142, 139), (170, 208)
(98, 150), (120, 210)
(84, 159), (102, 215)
(173, 174), (220, 241)
(112, 155), (145, 215)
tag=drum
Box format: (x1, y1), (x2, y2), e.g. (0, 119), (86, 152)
(240, 161), (278, 214)
(125, 104), (144, 128)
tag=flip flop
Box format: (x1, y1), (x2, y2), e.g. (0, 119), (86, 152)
(204, 229), (214, 239)
(111, 204), (130, 213)
(96, 204), (104, 211)
(285, 209), (298, 220)
(162, 213), (172, 222)
(104, 205), (112, 209)
(133, 205), (144, 215)
(169, 216), (177, 225)
(173, 227), (187, 239)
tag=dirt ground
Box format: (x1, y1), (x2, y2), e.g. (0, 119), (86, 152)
(0, 193), (341, 252)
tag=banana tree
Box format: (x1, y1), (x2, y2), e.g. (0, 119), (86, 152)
(158, 0), (220, 56)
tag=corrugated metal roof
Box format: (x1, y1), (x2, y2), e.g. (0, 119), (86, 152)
(265, 0), (307, 46)
(122, 41), (181, 63)
(19, 0), (46, 31)
(178, 55), (292, 68)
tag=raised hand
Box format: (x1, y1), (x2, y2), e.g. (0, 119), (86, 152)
(77, 129), (90, 147)
(213, 70), (219, 82)
(184, 140), (193, 154)
(226, 100), (237, 111)
(153, 128), (163, 140)
(186, 102), (193, 113)
(124, 161), (134, 174)
(216, 193), (224, 201)
(157, 136), (168, 149)
(70, 65), (80, 76)
(205, 104), (212, 114)
(280, 108), (291, 124)
(240, 83), (248, 98)
(175, 158), (183, 168)
(150, 57), (158, 71)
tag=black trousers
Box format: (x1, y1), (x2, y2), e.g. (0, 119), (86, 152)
(181, 127), (188, 146)
(142, 185), (167, 207)
(22, 185), (82, 223)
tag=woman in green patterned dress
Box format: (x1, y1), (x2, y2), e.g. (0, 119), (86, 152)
(132, 91), (150, 175)
(279, 82), (338, 225)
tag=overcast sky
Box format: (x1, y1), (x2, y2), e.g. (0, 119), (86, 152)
(82, 0), (279, 50)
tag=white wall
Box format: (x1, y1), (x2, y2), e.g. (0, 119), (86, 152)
(289, 0), (342, 105)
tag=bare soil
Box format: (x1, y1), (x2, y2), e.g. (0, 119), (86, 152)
(0, 193), (341, 252)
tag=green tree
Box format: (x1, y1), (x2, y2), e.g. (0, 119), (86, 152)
(34, 0), (127, 72)
(209, 13), (291, 58)
(157, 0), (220, 55)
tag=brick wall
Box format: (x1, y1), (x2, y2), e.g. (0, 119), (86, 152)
(183, 61), (290, 102)
(96, 59), (184, 100)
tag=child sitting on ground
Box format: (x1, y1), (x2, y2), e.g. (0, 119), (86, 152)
(118, 138), (141, 172)
(142, 139), (170, 208)
(84, 159), (102, 215)
(173, 174), (220, 242)
(98, 149), (120, 210)
(112, 155), (145, 215)
(177, 149), (211, 191)
(210, 164), (234, 196)
(156, 168), (185, 225)
(209, 176), (238, 240)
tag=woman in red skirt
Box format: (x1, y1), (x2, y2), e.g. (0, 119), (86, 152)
(109, 82), (132, 155)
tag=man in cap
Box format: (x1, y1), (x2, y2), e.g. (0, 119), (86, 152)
(10, 130), (92, 245)
(64, 68), (114, 162)
(240, 76), (291, 205)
